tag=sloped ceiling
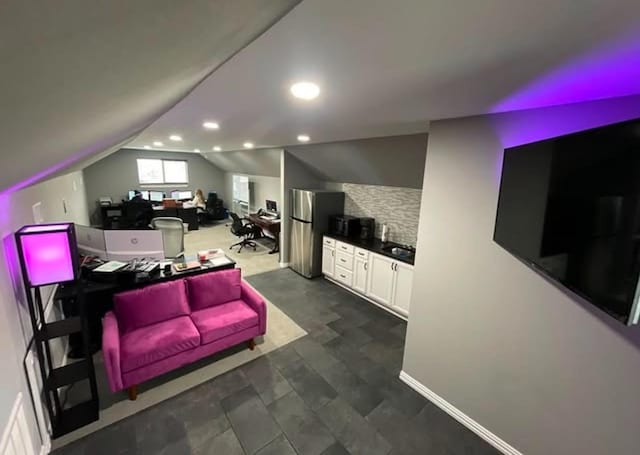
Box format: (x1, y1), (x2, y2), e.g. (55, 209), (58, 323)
(204, 148), (281, 177)
(0, 0), (301, 193)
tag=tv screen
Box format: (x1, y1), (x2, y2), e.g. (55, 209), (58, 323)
(494, 118), (640, 325)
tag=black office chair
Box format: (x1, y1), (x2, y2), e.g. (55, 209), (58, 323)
(203, 192), (226, 223)
(229, 212), (261, 253)
(122, 200), (153, 229)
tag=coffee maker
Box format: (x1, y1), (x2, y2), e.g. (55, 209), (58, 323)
(359, 217), (375, 240)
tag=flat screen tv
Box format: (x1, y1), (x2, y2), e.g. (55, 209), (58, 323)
(494, 118), (640, 325)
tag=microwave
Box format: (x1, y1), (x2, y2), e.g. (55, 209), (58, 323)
(330, 215), (360, 237)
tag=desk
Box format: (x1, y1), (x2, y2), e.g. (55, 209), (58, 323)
(57, 256), (236, 355)
(151, 206), (199, 230)
(247, 213), (281, 254)
(100, 204), (123, 229)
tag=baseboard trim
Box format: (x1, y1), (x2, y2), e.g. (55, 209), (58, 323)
(399, 371), (523, 455)
(279, 262), (290, 268)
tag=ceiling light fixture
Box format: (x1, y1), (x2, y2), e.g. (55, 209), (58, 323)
(203, 121), (219, 130)
(153, 141), (163, 147)
(297, 134), (310, 142)
(243, 142), (254, 149)
(290, 81), (320, 100)
(143, 145), (151, 149)
(213, 146), (222, 152)
(169, 134), (182, 141)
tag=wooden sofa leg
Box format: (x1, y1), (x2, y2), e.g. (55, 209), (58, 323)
(128, 385), (138, 401)
(247, 339), (256, 351)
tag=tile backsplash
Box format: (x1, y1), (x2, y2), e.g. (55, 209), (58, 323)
(332, 182), (422, 246)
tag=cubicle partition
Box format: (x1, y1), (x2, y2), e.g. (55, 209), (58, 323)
(76, 225), (165, 260)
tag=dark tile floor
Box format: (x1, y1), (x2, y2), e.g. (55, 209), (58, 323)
(53, 269), (499, 455)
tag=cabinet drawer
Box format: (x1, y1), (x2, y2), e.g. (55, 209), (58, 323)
(336, 241), (354, 254)
(323, 237), (336, 247)
(355, 247), (369, 259)
(335, 250), (354, 271)
(334, 265), (353, 287)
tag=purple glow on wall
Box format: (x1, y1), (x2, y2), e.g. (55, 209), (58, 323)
(493, 32), (640, 113)
(18, 227), (76, 286)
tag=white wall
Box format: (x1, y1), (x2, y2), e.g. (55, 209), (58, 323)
(0, 170), (89, 453)
(403, 95), (640, 455)
(224, 173), (281, 213)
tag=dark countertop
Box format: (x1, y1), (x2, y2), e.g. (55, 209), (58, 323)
(325, 234), (415, 265)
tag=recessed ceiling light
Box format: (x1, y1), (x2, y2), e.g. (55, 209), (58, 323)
(297, 134), (310, 142)
(143, 145), (151, 149)
(153, 141), (163, 147)
(290, 81), (320, 100)
(169, 134), (182, 141)
(194, 149), (200, 153)
(243, 142), (254, 149)
(203, 121), (219, 130)
(213, 146), (222, 152)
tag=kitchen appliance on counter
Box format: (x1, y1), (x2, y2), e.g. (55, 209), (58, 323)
(330, 215), (360, 237)
(290, 189), (345, 278)
(359, 217), (375, 240)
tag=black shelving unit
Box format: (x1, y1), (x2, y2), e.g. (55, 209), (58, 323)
(27, 284), (99, 438)
(15, 223), (99, 439)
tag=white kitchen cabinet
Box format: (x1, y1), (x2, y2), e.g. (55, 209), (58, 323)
(322, 244), (335, 277)
(366, 253), (395, 307)
(391, 261), (414, 316)
(353, 253), (369, 294)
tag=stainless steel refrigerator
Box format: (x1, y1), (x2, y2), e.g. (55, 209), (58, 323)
(290, 189), (344, 278)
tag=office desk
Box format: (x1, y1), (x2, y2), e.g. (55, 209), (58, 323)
(152, 206), (199, 230)
(247, 214), (281, 254)
(57, 256), (236, 355)
(100, 204), (124, 229)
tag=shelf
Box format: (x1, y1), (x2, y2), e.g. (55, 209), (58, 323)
(47, 360), (90, 390)
(52, 400), (99, 438)
(37, 317), (82, 341)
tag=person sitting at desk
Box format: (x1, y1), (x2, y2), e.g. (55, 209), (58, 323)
(192, 189), (206, 210)
(128, 190), (153, 228)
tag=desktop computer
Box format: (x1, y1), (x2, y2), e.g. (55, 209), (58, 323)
(149, 191), (164, 202)
(103, 230), (165, 261)
(76, 225), (107, 260)
(177, 190), (192, 200)
(266, 199), (278, 216)
(128, 190), (151, 200)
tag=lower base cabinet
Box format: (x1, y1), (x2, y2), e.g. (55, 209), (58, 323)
(321, 236), (412, 318)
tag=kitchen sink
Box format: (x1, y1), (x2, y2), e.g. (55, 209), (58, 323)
(382, 244), (415, 259)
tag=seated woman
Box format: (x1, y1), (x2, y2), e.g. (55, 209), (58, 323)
(192, 189), (206, 211)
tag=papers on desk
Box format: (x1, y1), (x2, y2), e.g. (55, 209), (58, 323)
(173, 261), (201, 272)
(209, 256), (234, 267)
(93, 261), (128, 273)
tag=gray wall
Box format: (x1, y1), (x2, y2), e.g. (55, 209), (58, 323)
(83, 148), (226, 223)
(403, 95), (640, 455)
(0, 170), (90, 453)
(203, 148), (281, 177)
(287, 133), (428, 189)
(327, 182), (422, 245)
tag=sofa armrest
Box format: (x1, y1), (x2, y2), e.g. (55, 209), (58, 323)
(241, 281), (267, 334)
(102, 311), (123, 392)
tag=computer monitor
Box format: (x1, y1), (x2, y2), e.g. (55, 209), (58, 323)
(177, 191), (192, 200)
(103, 230), (165, 261)
(140, 190), (150, 200)
(149, 191), (164, 202)
(128, 190), (136, 200)
(266, 200), (277, 213)
(75, 225), (107, 260)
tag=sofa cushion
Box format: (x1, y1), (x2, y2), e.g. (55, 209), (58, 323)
(190, 300), (259, 345)
(186, 269), (242, 311)
(120, 316), (200, 373)
(114, 280), (190, 333)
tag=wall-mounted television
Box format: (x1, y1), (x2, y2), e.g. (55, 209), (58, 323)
(494, 118), (640, 325)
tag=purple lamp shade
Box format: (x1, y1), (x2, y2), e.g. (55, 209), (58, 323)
(17, 223), (78, 287)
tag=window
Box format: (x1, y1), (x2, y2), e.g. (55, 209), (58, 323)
(137, 159), (188, 184)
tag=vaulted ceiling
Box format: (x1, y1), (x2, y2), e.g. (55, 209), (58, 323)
(0, 0), (300, 192)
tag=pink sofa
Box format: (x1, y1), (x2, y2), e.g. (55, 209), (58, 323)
(102, 268), (266, 399)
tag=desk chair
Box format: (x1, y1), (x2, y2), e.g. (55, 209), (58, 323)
(203, 192), (226, 223)
(229, 212), (260, 253)
(122, 200), (153, 229)
(151, 217), (184, 258)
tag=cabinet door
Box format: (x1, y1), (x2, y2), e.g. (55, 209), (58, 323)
(365, 253), (395, 306)
(392, 262), (414, 316)
(322, 245), (335, 277)
(353, 256), (368, 294)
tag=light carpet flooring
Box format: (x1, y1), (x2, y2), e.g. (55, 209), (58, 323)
(53, 224), (302, 449)
(184, 222), (281, 277)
